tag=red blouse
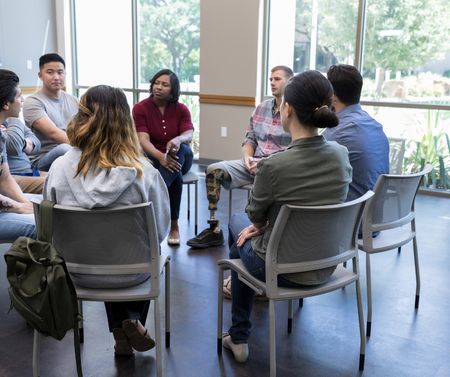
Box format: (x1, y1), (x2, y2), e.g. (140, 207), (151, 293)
(133, 96), (194, 153)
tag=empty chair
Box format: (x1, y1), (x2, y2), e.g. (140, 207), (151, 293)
(217, 191), (373, 376)
(358, 164), (433, 336)
(31, 199), (170, 377)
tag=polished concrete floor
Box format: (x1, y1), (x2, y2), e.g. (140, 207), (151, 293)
(1, 164), (450, 377)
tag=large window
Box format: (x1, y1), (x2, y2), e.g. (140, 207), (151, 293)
(267, 0), (450, 192)
(72, 0), (200, 158)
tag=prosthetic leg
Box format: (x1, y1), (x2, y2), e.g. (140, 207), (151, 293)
(206, 169), (224, 232)
(187, 169), (225, 248)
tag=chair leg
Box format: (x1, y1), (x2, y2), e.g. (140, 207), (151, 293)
(366, 253), (372, 337)
(299, 298), (303, 307)
(187, 183), (191, 221)
(287, 300), (293, 333)
(355, 278), (365, 370)
(33, 330), (40, 377)
(154, 297), (162, 377)
(398, 247), (401, 253)
(165, 261), (170, 348)
(229, 190), (233, 220)
(269, 300), (276, 377)
(412, 236), (420, 309)
(78, 300), (84, 343)
(194, 181), (198, 235)
(217, 268), (224, 354)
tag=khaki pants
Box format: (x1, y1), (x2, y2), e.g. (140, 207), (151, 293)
(12, 172), (47, 194)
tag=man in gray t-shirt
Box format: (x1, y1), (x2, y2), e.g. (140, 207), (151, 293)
(23, 53), (78, 172)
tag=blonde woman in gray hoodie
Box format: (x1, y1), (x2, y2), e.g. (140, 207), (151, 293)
(44, 85), (170, 357)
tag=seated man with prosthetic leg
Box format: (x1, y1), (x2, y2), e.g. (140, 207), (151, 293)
(187, 66), (294, 248)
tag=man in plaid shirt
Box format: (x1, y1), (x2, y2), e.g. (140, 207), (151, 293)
(187, 66), (293, 249)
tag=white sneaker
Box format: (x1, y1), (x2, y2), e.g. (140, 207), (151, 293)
(222, 333), (249, 363)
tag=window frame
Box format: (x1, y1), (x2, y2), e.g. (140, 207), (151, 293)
(262, 0), (450, 197)
(69, 0), (200, 106)
(262, 0), (450, 114)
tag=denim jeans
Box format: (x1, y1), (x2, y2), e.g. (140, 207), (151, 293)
(227, 213), (302, 343)
(104, 300), (150, 332)
(147, 143), (193, 220)
(0, 194), (42, 241)
(33, 144), (72, 172)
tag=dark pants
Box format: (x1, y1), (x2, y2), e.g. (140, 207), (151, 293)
(148, 143), (193, 220)
(227, 213), (303, 343)
(104, 301), (150, 332)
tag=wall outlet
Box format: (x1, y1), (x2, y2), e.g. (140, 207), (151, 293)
(221, 127), (227, 137)
(27, 60), (32, 69)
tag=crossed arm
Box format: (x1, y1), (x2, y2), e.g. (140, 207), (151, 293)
(32, 116), (70, 145)
(137, 130), (193, 173)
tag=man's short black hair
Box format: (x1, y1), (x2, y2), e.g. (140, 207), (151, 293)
(149, 69), (181, 104)
(0, 69), (19, 112)
(327, 64), (362, 105)
(39, 53), (66, 70)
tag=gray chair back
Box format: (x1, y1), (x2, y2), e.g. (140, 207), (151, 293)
(32, 200), (161, 290)
(361, 164), (433, 238)
(265, 191), (373, 294)
(388, 137), (406, 175)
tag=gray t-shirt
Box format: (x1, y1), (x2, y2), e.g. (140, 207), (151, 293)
(23, 89), (79, 163)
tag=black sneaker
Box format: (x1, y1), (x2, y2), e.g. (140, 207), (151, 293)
(187, 228), (225, 248)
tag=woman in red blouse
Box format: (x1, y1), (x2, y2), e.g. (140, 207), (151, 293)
(133, 69), (194, 245)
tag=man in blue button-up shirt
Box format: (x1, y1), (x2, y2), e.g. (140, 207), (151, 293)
(323, 64), (389, 204)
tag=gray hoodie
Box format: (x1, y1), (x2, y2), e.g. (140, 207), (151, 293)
(43, 147), (170, 288)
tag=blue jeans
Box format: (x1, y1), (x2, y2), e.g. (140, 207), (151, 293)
(0, 194), (42, 241)
(33, 144), (72, 172)
(227, 213), (302, 343)
(147, 143), (193, 220)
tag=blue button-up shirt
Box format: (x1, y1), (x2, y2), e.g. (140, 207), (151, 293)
(323, 103), (389, 202)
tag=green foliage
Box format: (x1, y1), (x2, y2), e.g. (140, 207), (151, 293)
(402, 110), (450, 189)
(180, 95), (200, 157)
(443, 70), (450, 78)
(295, 0), (450, 99)
(139, 0), (200, 84)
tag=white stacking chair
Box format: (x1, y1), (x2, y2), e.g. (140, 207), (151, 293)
(31, 199), (170, 377)
(217, 191), (374, 376)
(358, 164), (433, 336)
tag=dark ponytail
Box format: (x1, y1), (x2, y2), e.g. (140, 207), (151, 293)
(283, 70), (339, 129)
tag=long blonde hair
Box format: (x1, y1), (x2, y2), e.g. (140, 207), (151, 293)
(67, 85), (145, 179)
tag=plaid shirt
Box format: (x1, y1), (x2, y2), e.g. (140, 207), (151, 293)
(242, 98), (292, 158)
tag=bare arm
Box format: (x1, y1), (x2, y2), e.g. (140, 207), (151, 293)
(23, 139), (35, 154)
(32, 117), (70, 145)
(166, 130), (193, 156)
(0, 162), (33, 214)
(242, 144), (258, 174)
(137, 132), (181, 173)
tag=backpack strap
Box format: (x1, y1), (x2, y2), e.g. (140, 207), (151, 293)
(61, 258), (83, 377)
(38, 200), (55, 243)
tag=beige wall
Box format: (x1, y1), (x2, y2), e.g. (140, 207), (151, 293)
(199, 0), (264, 162)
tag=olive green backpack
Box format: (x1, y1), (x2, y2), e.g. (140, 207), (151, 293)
(4, 200), (83, 377)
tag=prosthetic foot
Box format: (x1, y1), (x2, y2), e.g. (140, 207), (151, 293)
(187, 170), (225, 248)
